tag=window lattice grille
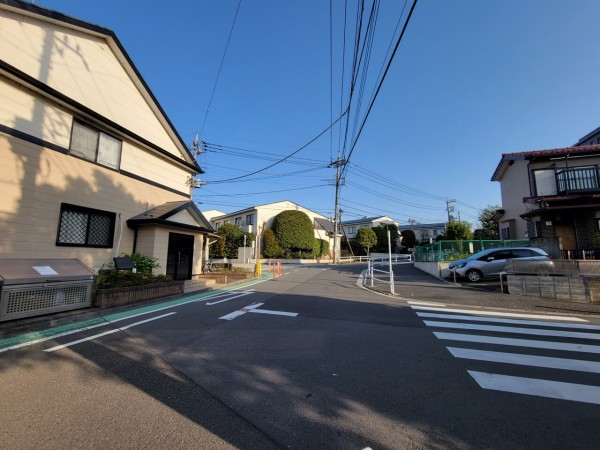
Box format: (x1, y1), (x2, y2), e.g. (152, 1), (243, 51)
(58, 210), (87, 244)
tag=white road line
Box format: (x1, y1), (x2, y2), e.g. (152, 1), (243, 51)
(206, 291), (253, 305)
(448, 347), (600, 373)
(412, 306), (587, 322)
(468, 371), (600, 405)
(408, 301), (447, 307)
(434, 332), (600, 354)
(44, 312), (176, 352)
(249, 309), (298, 317)
(219, 303), (263, 320)
(0, 322), (110, 353)
(424, 320), (600, 340)
(417, 312), (600, 331)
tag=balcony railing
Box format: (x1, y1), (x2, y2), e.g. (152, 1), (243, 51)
(556, 167), (600, 194)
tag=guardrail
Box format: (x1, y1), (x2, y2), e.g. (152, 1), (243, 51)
(366, 257), (399, 294)
(338, 254), (413, 264)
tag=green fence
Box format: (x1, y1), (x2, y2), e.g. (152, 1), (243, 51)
(414, 240), (530, 262)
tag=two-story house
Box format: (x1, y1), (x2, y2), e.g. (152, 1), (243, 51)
(492, 143), (600, 256)
(398, 222), (446, 243)
(210, 201), (336, 258)
(341, 216), (399, 240)
(0, 0), (214, 280)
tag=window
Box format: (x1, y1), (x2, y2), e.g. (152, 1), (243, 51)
(235, 217), (242, 225)
(70, 120), (122, 169)
(246, 214), (255, 226)
(348, 226), (356, 234)
(533, 169), (557, 196)
(214, 222), (220, 230)
(56, 203), (116, 247)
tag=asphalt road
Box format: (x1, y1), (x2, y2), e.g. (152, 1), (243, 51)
(2, 264), (600, 449)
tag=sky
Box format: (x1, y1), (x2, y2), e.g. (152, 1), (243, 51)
(37, 0), (600, 228)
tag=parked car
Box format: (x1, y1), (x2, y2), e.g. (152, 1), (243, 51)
(448, 247), (551, 282)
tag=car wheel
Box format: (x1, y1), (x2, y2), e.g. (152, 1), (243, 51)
(466, 269), (482, 282)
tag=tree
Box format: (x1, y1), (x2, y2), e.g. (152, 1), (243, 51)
(262, 228), (284, 258)
(355, 228), (378, 255)
(475, 205), (501, 239)
(441, 219), (474, 240)
(271, 210), (315, 256)
(371, 224), (399, 252)
(401, 229), (417, 250)
(214, 223), (243, 258)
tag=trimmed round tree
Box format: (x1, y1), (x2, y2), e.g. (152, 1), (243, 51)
(271, 210), (315, 257)
(355, 227), (378, 255)
(262, 228), (284, 258)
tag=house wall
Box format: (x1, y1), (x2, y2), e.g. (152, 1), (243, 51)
(0, 133), (191, 271)
(211, 201), (335, 255)
(498, 159), (531, 239)
(0, 9), (184, 158)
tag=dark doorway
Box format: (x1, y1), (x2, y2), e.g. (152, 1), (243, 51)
(166, 233), (194, 280)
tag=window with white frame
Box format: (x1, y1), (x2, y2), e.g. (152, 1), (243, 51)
(70, 120), (122, 170)
(246, 214), (255, 225)
(56, 203), (116, 247)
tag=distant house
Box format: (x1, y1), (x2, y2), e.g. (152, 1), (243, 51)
(341, 216), (399, 240)
(210, 201), (336, 257)
(0, 0), (214, 280)
(398, 222), (446, 243)
(491, 137), (600, 257)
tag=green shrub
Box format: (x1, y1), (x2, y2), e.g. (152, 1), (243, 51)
(96, 271), (172, 289)
(271, 210), (315, 257)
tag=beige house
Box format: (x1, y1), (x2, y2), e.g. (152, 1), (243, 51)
(341, 216), (399, 239)
(0, 0), (214, 279)
(492, 144), (600, 257)
(210, 201), (336, 258)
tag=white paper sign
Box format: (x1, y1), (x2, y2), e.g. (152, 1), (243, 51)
(32, 266), (58, 276)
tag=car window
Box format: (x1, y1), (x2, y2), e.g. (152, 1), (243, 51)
(492, 251), (512, 260)
(511, 249), (532, 258)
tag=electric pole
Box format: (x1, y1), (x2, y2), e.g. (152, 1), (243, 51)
(329, 155), (346, 263)
(446, 199), (456, 222)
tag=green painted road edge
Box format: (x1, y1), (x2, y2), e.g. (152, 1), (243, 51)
(0, 276), (270, 351)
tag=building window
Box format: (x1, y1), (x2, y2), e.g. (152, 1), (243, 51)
(500, 227), (510, 240)
(246, 214), (255, 225)
(348, 226), (356, 234)
(56, 203), (116, 247)
(235, 217), (242, 225)
(214, 222), (220, 230)
(70, 120), (122, 170)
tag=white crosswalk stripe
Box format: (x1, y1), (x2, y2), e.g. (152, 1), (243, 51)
(412, 305), (600, 405)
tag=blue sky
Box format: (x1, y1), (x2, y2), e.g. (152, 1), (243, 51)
(39, 0), (600, 227)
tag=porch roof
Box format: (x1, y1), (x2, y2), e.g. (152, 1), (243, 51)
(127, 201), (217, 236)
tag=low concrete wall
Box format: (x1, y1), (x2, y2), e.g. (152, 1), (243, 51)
(414, 261), (450, 278)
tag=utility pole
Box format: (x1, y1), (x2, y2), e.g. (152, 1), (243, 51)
(446, 199), (456, 222)
(187, 133), (207, 195)
(329, 155), (346, 263)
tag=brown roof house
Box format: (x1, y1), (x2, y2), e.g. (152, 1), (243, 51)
(0, 0), (214, 280)
(492, 139), (600, 258)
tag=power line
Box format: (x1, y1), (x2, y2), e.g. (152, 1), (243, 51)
(207, 107), (349, 183)
(197, 184), (330, 198)
(198, 0), (242, 139)
(343, 0), (418, 172)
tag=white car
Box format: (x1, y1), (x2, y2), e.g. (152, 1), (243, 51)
(448, 247), (551, 282)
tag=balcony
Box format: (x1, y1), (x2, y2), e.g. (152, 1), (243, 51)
(556, 167), (600, 195)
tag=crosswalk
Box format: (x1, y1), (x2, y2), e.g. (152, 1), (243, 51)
(410, 303), (600, 405)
